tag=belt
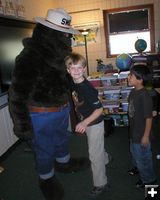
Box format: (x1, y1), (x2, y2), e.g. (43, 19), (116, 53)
(29, 104), (68, 113)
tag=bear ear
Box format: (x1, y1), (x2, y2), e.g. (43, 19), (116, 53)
(35, 8), (80, 35)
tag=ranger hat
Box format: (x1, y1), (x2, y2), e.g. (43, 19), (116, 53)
(35, 8), (79, 35)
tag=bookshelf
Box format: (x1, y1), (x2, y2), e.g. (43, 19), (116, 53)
(88, 72), (131, 127)
(132, 53), (160, 87)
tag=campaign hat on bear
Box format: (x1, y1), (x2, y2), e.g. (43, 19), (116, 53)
(35, 8), (80, 35)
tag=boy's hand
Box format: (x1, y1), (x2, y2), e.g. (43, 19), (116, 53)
(75, 121), (87, 134)
(141, 135), (149, 146)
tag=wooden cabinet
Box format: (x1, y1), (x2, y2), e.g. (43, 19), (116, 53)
(0, 105), (18, 156)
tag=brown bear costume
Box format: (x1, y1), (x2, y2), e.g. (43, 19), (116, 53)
(9, 9), (89, 200)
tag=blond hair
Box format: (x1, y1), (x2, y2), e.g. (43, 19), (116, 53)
(65, 53), (86, 68)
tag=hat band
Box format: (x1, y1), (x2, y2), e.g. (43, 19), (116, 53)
(46, 19), (70, 30)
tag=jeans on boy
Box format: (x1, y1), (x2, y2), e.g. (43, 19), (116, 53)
(130, 141), (156, 183)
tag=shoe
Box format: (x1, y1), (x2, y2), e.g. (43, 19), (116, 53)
(54, 157), (90, 173)
(136, 179), (157, 189)
(105, 154), (113, 165)
(39, 176), (64, 200)
(89, 184), (108, 198)
(128, 167), (139, 176)
(136, 179), (144, 188)
(108, 154), (113, 163)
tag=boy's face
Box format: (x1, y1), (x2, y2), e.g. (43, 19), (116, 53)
(67, 63), (86, 82)
(128, 73), (142, 87)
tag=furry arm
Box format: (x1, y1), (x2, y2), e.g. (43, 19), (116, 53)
(9, 50), (39, 139)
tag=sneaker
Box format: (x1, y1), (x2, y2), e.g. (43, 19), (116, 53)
(128, 167), (139, 176)
(136, 179), (144, 188)
(105, 154), (113, 165)
(89, 184), (108, 198)
(108, 154), (113, 163)
(136, 179), (157, 189)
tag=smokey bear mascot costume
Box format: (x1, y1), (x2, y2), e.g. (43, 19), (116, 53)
(9, 8), (89, 200)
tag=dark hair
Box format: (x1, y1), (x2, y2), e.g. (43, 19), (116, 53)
(130, 64), (152, 85)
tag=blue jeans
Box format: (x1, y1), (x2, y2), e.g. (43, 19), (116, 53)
(30, 106), (71, 178)
(130, 141), (156, 183)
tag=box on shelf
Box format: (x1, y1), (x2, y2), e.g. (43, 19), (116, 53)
(102, 101), (119, 114)
(121, 89), (131, 100)
(104, 89), (120, 101)
(101, 76), (117, 87)
(118, 77), (128, 86)
(96, 87), (104, 95)
(88, 78), (101, 87)
(95, 87), (104, 100)
(118, 71), (130, 77)
(107, 115), (121, 126)
(121, 102), (129, 112)
(122, 115), (129, 126)
(117, 71), (129, 86)
(103, 106), (119, 114)
(107, 114), (128, 126)
(132, 54), (147, 63)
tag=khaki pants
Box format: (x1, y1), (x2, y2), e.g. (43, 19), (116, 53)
(86, 121), (107, 187)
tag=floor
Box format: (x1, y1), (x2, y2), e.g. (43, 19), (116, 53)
(0, 119), (160, 200)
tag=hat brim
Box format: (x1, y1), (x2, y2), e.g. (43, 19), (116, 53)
(35, 17), (80, 35)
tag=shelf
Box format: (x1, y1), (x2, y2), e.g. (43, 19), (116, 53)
(104, 112), (127, 116)
(91, 75), (130, 127)
(102, 99), (128, 103)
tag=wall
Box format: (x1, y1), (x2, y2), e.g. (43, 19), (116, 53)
(54, 0), (160, 74)
(1, 0), (160, 73)
(1, 0), (55, 21)
(23, 0), (54, 21)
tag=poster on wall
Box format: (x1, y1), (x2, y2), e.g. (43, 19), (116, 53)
(0, 0), (4, 14)
(0, 0), (25, 18)
(3, 0), (16, 16)
(14, 0), (25, 18)
(73, 22), (100, 47)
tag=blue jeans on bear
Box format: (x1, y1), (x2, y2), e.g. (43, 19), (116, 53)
(130, 141), (156, 183)
(30, 106), (71, 179)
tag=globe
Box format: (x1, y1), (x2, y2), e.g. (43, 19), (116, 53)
(135, 39), (147, 53)
(116, 53), (132, 71)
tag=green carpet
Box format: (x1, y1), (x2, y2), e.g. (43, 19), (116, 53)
(0, 120), (160, 200)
